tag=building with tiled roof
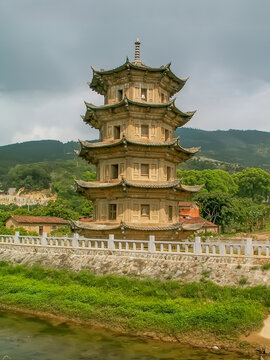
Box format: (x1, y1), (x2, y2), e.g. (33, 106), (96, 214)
(179, 202), (218, 234)
(5, 216), (69, 235)
(73, 39), (203, 240)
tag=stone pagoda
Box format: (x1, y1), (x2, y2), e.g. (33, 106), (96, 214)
(73, 39), (203, 240)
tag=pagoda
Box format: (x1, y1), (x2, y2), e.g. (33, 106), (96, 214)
(73, 39), (204, 240)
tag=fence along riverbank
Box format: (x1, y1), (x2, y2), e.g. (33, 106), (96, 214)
(0, 232), (269, 286)
(0, 232), (269, 258)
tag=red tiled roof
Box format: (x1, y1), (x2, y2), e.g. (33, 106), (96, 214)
(79, 217), (93, 223)
(8, 216), (69, 225)
(179, 201), (199, 207)
(180, 216), (217, 228)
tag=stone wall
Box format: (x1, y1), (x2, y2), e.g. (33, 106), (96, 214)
(0, 243), (269, 286)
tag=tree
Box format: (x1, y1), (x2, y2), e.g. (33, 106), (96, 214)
(0, 210), (11, 226)
(177, 169), (238, 195)
(33, 199), (80, 220)
(232, 198), (270, 232)
(194, 192), (236, 232)
(82, 171), (96, 182)
(233, 168), (270, 202)
(5, 164), (51, 191)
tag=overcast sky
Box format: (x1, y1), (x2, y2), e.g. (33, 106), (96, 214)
(1, 0), (270, 146)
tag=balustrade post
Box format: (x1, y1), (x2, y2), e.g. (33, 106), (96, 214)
(245, 238), (253, 257)
(14, 231), (20, 245)
(194, 237), (202, 254)
(219, 243), (226, 255)
(72, 233), (79, 248)
(148, 235), (155, 252)
(41, 232), (47, 246)
(108, 234), (115, 250)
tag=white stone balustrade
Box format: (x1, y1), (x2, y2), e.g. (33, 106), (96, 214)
(0, 233), (269, 258)
(0, 234), (15, 244)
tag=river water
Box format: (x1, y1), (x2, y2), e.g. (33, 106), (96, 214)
(0, 311), (248, 360)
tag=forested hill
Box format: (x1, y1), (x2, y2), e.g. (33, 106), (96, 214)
(0, 140), (79, 177)
(175, 128), (270, 169)
(0, 129), (270, 172)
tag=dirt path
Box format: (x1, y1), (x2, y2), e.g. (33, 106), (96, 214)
(244, 315), (270, 348)
(260, 316), (270, 340)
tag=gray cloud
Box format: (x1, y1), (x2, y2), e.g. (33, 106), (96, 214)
(1, 0), (270, 145)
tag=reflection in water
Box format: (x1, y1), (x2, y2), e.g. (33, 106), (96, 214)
(0, 311), (247, 360)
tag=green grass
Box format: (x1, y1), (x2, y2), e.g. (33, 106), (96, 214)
(0, 261), (268, 339)
(238, 277), (248, 286)
(264, 222), (270, 231)
(262, 263), (270, 271)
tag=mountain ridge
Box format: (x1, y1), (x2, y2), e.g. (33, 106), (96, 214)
(0, 128), (269, 173)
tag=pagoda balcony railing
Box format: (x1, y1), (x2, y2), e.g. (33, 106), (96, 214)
(0, 232), (269, 258)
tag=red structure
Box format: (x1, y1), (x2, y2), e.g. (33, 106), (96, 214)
(179, 202), (218, 233)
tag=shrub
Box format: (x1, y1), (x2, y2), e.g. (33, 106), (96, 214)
(239, 278), (248, 286)
(261, 263), (270, 271)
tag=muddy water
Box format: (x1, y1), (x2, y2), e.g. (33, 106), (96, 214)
(0, 311), (248, 360)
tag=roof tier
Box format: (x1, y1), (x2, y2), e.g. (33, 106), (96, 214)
(71, 220), (204, 232)
(7, 216), (68, 225)
(78, 137), (200, 164)
(83, 97), (195, 130)
(89, 59), (188, 97)
(179, 216), (217, 228)
(75, 178), (203, 201)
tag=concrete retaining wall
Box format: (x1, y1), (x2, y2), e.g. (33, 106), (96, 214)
(0, 243), (269, 286)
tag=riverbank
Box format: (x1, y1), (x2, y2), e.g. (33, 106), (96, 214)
(0, 310), (248, 360)
(0, 261), (269, 356)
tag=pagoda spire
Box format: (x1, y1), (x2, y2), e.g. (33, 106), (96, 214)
(133, 38), (143, 65)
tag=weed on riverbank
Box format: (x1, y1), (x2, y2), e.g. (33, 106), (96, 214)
(0, 261), (268, 339)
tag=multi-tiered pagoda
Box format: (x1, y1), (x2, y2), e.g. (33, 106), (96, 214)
(73, 40), (204, 240)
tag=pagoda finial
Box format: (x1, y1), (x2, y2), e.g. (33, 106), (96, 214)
(134, 38), (141, 64)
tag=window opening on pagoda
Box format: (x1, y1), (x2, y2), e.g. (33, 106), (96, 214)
(141, 124), (149, 138)
(141, 204), (150, 218)
(168, 206), (173, 222)
(161, 93), (165, 103)
(141, 164), (149, 177)
(167, 166), (171, 181)
(114, 126), (121, 139)
(165, 129), (169, 141)
(111, 164), (119, 179)
(109, 204), (117, 220)
(117, 89), (123, 101)
(141, 88), (147, 101)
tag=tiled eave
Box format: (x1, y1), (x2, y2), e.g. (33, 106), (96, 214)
(71, 220), (204, 232)
(75, 178), (204, 193)
(82, 97), (196, 129)
(78, 136), (200, 160)
(89, 59), (188, 96)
